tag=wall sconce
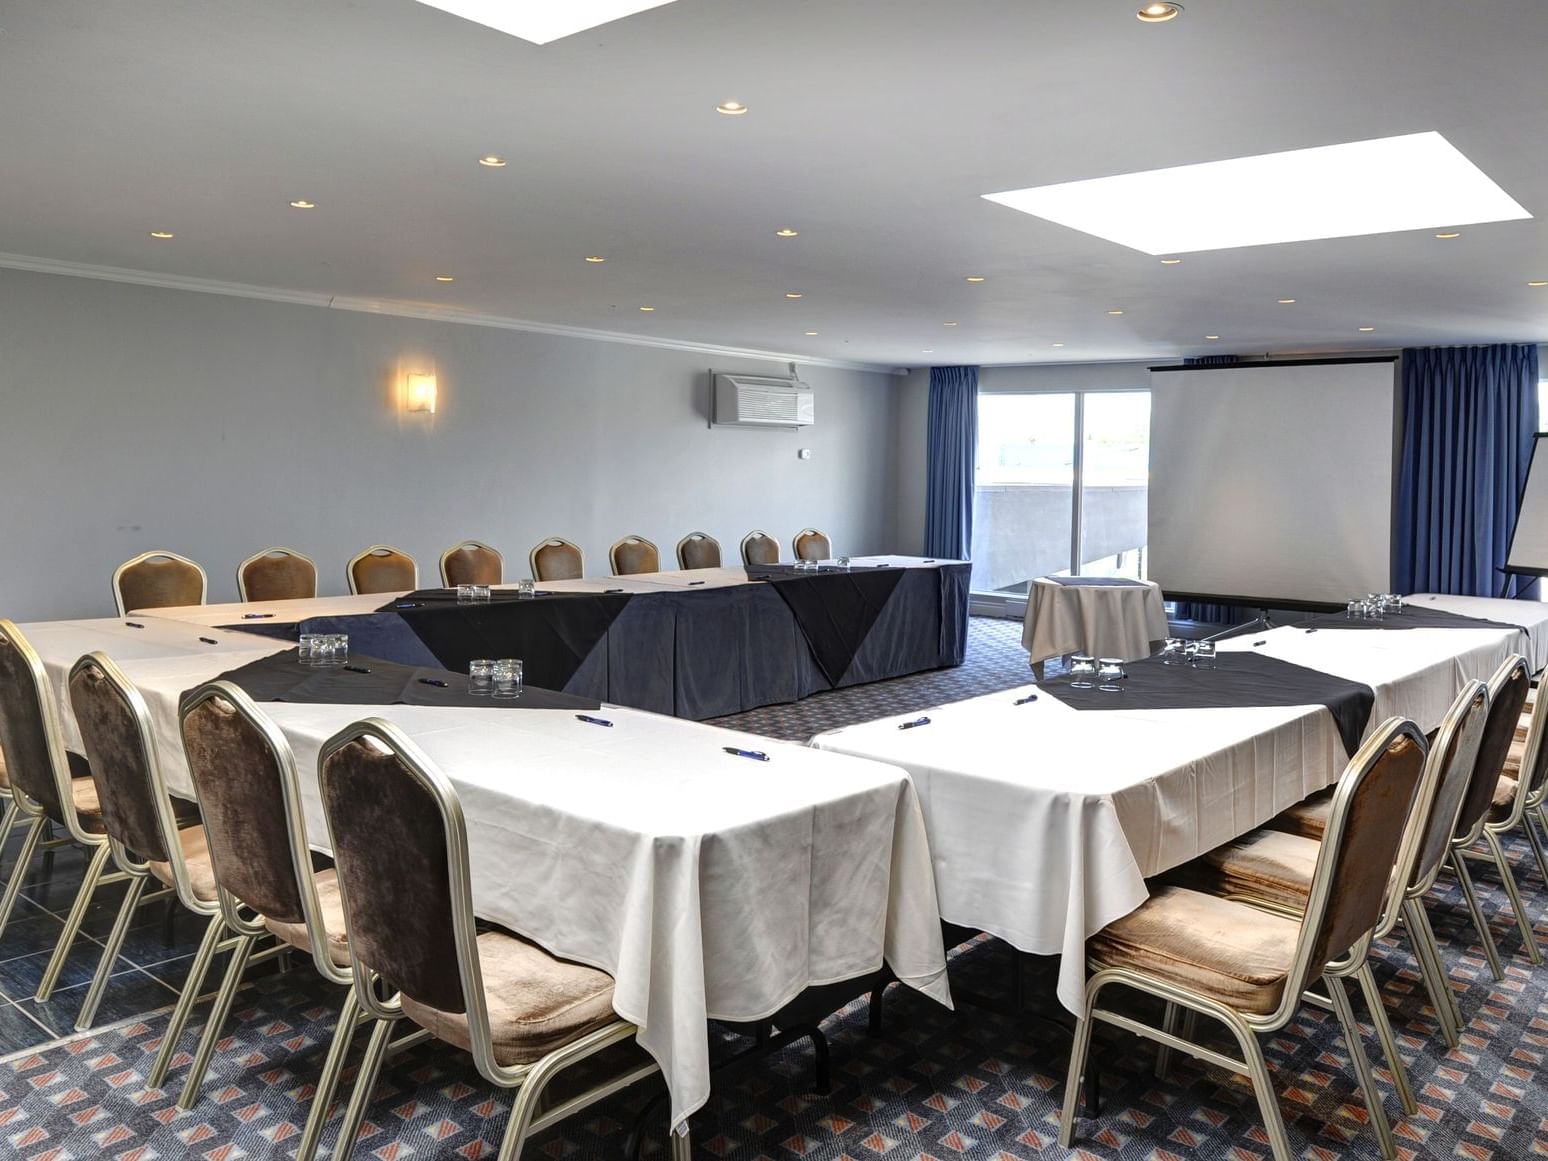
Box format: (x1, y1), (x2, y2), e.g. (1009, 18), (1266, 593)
(404, 372), (438, 414)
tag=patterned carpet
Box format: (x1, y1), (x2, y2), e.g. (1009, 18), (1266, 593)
(2, 615), (1546, 1158)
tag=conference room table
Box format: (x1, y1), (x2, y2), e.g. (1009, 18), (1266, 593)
(813, 594), (1542, 1014)
(139, 556), (972, 720)
(19, 614), (952, 1130)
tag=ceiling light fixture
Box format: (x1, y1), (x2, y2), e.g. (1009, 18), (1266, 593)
(435, 275), (455, 282)
(982, 132), (1530, 255)
(1277, 298), (1296, 304)
(639, 305), (655, 312)
(1160, 257), (1182, 265)
(1107, 309), (1125, 315)
(289, 200), (316, 209)
(1358, 326), (1376, 332)
(804, 331), (819, 336)
(410, 1), (681, 45)
(1136, 3), (1183, 22)
(1052, 342), (1065, 348)
(1529, 281), (1548, 288)
(965, 276), (987, 283)
(785, 292), (803, 299)
(149, 231), (174, 239)
(943, 321), (959, 327)
(922, 349), (935, 354)
(585, 255), (606, 263)
(775, 228), (799, 238)
(1205, 334), (1220, 340)
(478, 155), (508, 167)
(717, 101), (748, 116)
(1435, 231), (1461, 239)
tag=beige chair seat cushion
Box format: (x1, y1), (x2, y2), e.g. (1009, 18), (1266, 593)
(1503, 737), (1527, 779)
(1088, 886), (1300, 1016)
(1490, 775), (1521, 823)
(0, 749), (8, 790)
(1198, 828), (1318, 912)
(1267, 787), (1333, 840)
(263, 868), (350, 966)
(147, 825), (218, 902)
(399, 930), (619, 1066)
(70, 775), (107, 835)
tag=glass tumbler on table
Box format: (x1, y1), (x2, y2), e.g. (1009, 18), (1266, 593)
(1069, 654), (1098, 688)
(516, 579), (536, 599)
(1159, 637), (1186, 664)
(456, 584), (475, 603)
(492, 659), (523, 699)
(298, 634), (320, 666)
(1192, 640), (1217, 669)
(1097, 657), (1126, 692)
(468, 659), (494, 695)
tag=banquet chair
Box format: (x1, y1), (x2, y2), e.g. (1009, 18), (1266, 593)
(1490, 671), (1548, 891)
(440, 539), (504, 587)
(1060, 716), (1428, 1161)
(530, 536), (584, 582)
(0, 621), (120, 1003)
(63, 653), (240, 1031)
(793, 528), (831, 562)
(236, 547), (318, 602)
(317, 718), (685, 1161)
(1202, 680), (1488, 1052)
(609, 535), (660, 576)
(676, 531), (722, 570)
(112, 550), (207, 616)
(1448, 654), (1540, 975)
(346, 544), (418, 595)
(740, 530), (780, 566)
(174, 681), (355, 1161)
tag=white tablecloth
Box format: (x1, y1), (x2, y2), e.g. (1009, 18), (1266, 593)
(1022, 578), (1169, 665)
(20, 621), (951, 1130)
(813, 613), (1521, 1016)
(1408, 592), (1548, 673)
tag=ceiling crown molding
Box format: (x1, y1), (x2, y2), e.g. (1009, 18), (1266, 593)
(0, 251), (905, 375)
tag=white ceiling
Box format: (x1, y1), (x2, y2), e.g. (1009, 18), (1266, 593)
(1, 0), (1545, 369)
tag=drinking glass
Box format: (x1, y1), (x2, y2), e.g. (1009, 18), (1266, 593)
(493, 659), (523, 699)
(1346, 600), (1362, 619)
(456, 584), (475, 603)
(1192, 641), (1217, 669)
(326, 634), (349, 667)
(1097, 657), (1126, 692)
(471, 584), (492, 603)
(468, 659), (494, 695)
(836, 556), (852, 570)
(1069, 653), (1097, 688)
(1159, 637), (1187, 664)
(298, 634), (320, 666)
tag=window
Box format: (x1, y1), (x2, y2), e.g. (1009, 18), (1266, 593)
(970, 390), (1151, 595)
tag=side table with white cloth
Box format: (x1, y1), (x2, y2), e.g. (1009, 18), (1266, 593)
(1022, 576), (1170, 678)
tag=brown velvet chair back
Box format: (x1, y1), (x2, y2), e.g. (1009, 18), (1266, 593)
(1521, 688), (1548, 800)
(0, 621), (72, 824)
(181, 688), (307, 925)
(114, 551), (206, 615)
(676, 533), (722, 570)
(531, 538), (584, 582)
(793, 528), (832, 561)
(238, 549), (318, 603)
(321, 730), (466, 1013)
(609, 536), (660, 576)
(1454, 655), (1529, 843)
(1302, 720), (1427, 974)
(67, 655), (172, 863)
(348, 545), (418, 595)
(1409, 681), (1489, 891)
(740, 531), (779, 567)
(440, 541), (503, 587)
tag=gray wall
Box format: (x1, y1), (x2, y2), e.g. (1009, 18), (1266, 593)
(0, 267), (902, 621)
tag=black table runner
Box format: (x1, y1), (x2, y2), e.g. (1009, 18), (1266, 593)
(1041, 651), (1376, 756)
(1299, 606), (1525, 634)
(196, 649), (600, 711)
(376, 589), (633, 690)
(744, 565), (909, 685)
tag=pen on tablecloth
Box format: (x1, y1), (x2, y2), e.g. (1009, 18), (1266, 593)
(199, 637), (219, 645)
(575, 714), (613, 728)
(605, 588), (625, 594)
(688, 580), (706, 586)
(722, 746), (769, 762)
(344, 665), (371, 674)
(1305, 627), (1319, 634)
(1014, 693), (1038, 705)
(1253, 640), (1267, 647)
(394, 601), (421, 609)
(124, 622), (145, 629)
(242, 613), (275, 619)
(898, 716), (931, 730)
(418, 677), (448, 688)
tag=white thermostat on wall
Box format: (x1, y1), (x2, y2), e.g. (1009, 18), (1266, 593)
(798, 448), (813, 460)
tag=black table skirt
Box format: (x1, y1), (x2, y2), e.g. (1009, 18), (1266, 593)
(250, 563), (971, 720)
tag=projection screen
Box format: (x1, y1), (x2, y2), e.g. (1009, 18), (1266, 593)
(1147, 359), (1399, 606)
(1506, 433), (1548, 575)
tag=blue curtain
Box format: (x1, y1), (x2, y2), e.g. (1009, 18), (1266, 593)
(1395, 344), (1539, 597)
(923, 366), (979, 560)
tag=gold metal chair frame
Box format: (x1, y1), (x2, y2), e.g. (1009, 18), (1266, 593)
(739, 529), (779, 566)
(346, 544), (419, 595)
(318, 718), (688, 1161)
(792, 527), (831, 561)
(529, 536), (584, 582)
(112, 549), (208, 616)
(235, 546), (318, 602)
(608, 534), (660, 576)
(1060, 717), (1430, 1161)
(674, 531), (721, 570)
(439, 539), (505, 587)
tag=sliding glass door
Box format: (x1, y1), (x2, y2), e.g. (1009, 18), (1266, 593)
(969, 389), (1150, 595)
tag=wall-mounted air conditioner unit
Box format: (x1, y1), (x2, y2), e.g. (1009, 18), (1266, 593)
(712, 372), (814, 428)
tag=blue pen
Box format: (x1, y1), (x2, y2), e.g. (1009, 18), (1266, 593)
(395, 601), (421, 609)
(898, 716), (931, 730)
(1014, 693), (1038, 705)
(575, 714), (613, 728)
(418, 677), (448, 688)
(722, 746), (770, 761)
(243, 612), (275, 619)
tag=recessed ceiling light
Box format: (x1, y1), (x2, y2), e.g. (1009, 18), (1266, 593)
(1358, 326), (1376, 332)
(1107, 309), (1125, 315)
(639, 305), (655, 312)
(922, 349), (935, 354)
(717, 101), (748, 116)
(1529, 281), (1548, 288)
(943, 321), (959, 327)
(411, 1), (681, 45)
(775, 228), (799, 238)
(1434, 231), (1461, 239)
(1277, 298), (1296, 304)
(785, 292), (804, 299)
(478, 155), (508, 167)
(1136, 3), (1182, 22)
(965, 276), (987, 283)
(982, 132), (1530, 255)
(1160, 257), (1182, 265)
(435, 275), (455, 282)
(1205, 334), (1220, 340)
(289, 200), (316, 209)
(1052, 342), (1065, 348)
(585, 255), (606, 263)
(804, 331), (819, 336)
(148, 231), (174, 239)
